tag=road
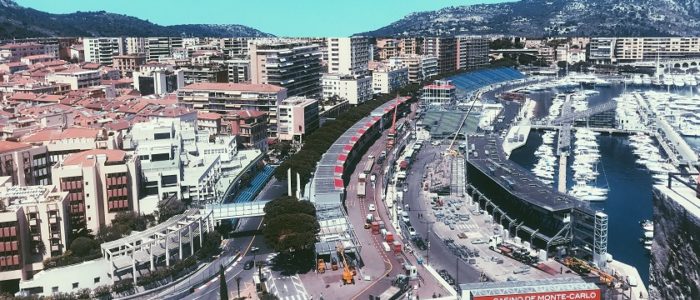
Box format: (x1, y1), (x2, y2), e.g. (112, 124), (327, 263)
(177, 179), (287, 300)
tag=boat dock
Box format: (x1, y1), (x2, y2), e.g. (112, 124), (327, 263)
(503, 125), (531, 157)
(558, 154), (567, 193)
(608, 259), (649, 300)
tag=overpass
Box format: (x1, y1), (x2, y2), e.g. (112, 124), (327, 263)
(203, 200), (270, 221)
(622, 58), (700, 72)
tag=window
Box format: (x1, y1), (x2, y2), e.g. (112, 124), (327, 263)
(94, 277), (100, 283)
(52, 287), (58, 293)
(72, 282), (78, 289)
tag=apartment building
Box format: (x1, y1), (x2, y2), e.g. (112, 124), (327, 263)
(277, 97), (319, 142)
(321, 74), (373, 105)
(125, 37), (146, 55)
(0, 43), (51, 62)
(0, 180), (70, 282)
(423, 37), (457, 74)
(133, 64), (184, 96)
(375, 38), (401, 60)
(456, 36), (489, 70)
(222, 110), (268, 151)
(249, 42), (322, 97)
(112, 54), (146, 77)
(589, 37), (700, 64)
(21, 128), (117, 165)
(82, 38), (125, 65)
(327, 37), (370, 76)
(226, 58), (250, 83)
(400, 38), (422, 56)
(146, 37), (183, 61)
(46, 69), (101, 90)
(52, 149), (139, 236)
(372, 66), (409, 94)
(177, 82), (287, 137)
(181, 65), (228, 85)
(0, 141), (51, 187)
(219, 38), (250, 56)
(421, 80), (456, 106)
(394, 54), (439, 83)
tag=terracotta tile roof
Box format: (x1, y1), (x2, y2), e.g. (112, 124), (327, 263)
(226, 109), (267, 119)
(62, 149), (126, 167)
(22, 128), (100, 143)
(197, 111), (222, 120)
(181, 82), (285, 93)
(0, 141), (31, 154)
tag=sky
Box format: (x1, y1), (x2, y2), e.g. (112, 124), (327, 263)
(15, 0), (506, 36)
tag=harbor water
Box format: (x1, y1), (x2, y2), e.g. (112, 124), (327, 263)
(509, 85), (656, 286)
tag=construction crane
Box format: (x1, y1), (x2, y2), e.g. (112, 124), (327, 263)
(446, 93), (482, 157)
(336, 242), (354, 285)
(562, 257), (618, 287)
(387, 104), (399, 150)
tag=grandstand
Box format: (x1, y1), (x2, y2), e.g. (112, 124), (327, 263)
(233, 165), (276, 203)
(448, 67), (525, 93)
(421, 110), (480, 139)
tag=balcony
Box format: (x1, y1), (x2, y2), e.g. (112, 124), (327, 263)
(29, 219), (37, 226)
(49, 216), (58, 224)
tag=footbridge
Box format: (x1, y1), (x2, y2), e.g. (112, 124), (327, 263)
(551, 101), (617, 126)
(203, 200), (270, 221)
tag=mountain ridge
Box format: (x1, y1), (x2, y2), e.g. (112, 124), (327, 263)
(359, 0), (700, 37)
(0, 0), (273, 38)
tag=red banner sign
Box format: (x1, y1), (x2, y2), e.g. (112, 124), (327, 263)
(474, 289), (601, 300)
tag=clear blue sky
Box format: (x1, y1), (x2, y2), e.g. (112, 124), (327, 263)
(15, 0), (506, 36)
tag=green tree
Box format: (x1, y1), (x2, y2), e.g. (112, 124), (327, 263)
(156, 198), (186, 223)
(263, 213), (319, 252)
(263, 196), (315, 220)
(70, 237), (99, 257)
(219, 265), (229, 300)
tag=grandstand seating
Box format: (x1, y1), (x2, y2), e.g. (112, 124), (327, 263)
(448, 67), (525, 92)
(234, 165), (276, 203)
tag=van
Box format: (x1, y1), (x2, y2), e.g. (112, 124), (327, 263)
(382, 242), (391, 252)
(366, 214), (374, 223)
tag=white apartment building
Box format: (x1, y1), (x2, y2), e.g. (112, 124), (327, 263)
(277, 97), (320, 141)
(123, 119), (261, 206)
(321, 74), (373, 105)
(82, 37), (125, 65)
(125, 37), (146, 55)
(0, 179), (70, 282)
(372, 67), (409, 94)
(46, 69), (101, 90)
(456, 36), (489, 70)
(146, 37), (183, 61)
(249, 42), (323, 97)
(327, 37), (370, 76)
(589, 37), (700, 64)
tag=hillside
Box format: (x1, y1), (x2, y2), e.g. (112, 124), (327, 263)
(360, 0), (700, 37)
(0, 0), (272, 38)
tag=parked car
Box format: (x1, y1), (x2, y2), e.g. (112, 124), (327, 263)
(368, 204), (376, 211)
(244, 260), (254, 270)
(408, 227), (417, 236)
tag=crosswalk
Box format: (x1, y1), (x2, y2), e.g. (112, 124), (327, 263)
(455, 222), (479, 231)
(263, 254), (310, 300)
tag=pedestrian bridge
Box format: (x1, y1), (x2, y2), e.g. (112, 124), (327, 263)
(202, 200), (271, 221)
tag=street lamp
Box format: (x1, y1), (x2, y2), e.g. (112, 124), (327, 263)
(419, 220), (435, 265)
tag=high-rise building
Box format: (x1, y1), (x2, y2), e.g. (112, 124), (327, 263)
(375, 38), (401, 60)
(0, 180), (70, 282)
(181, 65), (229, 85)
(394, 55), (439, 83)
(423, 37), (457, 74)
(46, 69), (102, 90)
(125, 37), (146, 55)
(327, 37), (370, 76)
(277, 97), (319, 142)
(52, 149), (139, 237)
(400, 38), (422, 56)
(456, 36), (489, 70)
(146, 37), (183, 61)
(82, 38), (125, 65)
(219, 38), (250, 57)
(249, 42), (322, 97)
(226, 58), (250, 83)
(177, 82), (287, 137)
(372, 66), (409, 94)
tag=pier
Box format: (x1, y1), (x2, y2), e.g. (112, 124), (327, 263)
(558, 153), (567, 193)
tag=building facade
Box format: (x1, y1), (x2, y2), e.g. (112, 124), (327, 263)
(277, 97), (319, 141)
(423, 37), (457, 74)
(327, 37), (370, 76)
(372, 67), (409, 94)
(177, 82), (287, 137)
(249, 42), (322, 97)
(321, 74), (373, 105)
(146, 37), (183, 61)
(0, 141), (51, 187)
(133, 65), (184, 96)
(112, 54), (146, 77)
(82, 38), (125, 65)
(421, 80), (456, 106)
(456, 36), (489, 70)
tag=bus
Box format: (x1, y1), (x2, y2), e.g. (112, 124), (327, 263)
(357, 182), (366, 198)
(363, 157), (375, 174)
